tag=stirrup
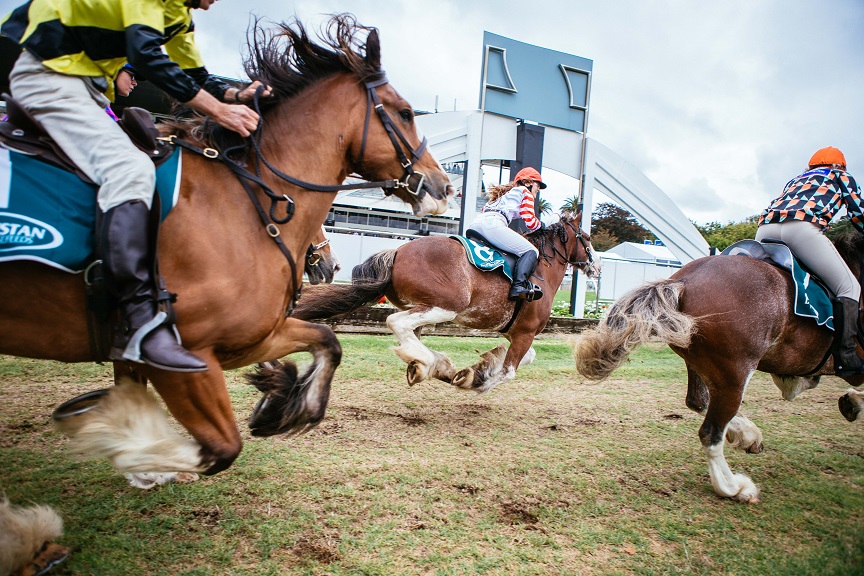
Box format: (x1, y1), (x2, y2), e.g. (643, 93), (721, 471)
(525, 284), (544, 302)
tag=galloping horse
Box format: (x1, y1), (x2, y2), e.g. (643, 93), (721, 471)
(294, 212), (599, 392)
(573, 231), (864, 503)
(0, 14), (453, 478)
(305, 226), (340, 285)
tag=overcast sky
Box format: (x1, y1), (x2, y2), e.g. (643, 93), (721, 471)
(6, 0), (858, 225)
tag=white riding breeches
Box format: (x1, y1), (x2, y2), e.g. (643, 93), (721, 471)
(9, 51), (155, 212)
(756, 220), (860, 300)
(468, 211), (538, 257)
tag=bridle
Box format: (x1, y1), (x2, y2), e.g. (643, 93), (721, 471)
(166, 73), (431, 314)
(305, 237), (330, 268)
(542, 218), (595, 270)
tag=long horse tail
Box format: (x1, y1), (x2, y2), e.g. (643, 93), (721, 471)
(573, 279), (695, 381)
(293, 249), (397, 321)
(0, 497), (65, 575)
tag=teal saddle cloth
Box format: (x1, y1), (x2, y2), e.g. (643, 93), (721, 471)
(721, 240), (834, 330)
(449, 235), (514, 281)
(0, 148), (182, 273)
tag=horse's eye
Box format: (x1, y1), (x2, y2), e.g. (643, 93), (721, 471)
(399, 109), (413, 122)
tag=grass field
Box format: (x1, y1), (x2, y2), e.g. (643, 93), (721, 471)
(2, 335), (863, 575)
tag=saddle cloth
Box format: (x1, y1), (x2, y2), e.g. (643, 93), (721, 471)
(721, 239), (834, 330)
(0, 147), (182, 272)
(449, 235), (514, 281)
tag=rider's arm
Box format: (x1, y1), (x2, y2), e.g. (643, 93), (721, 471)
(518, 188), (542, 232)
(163, 21), (235, 102)
(839, 173), (864, 234)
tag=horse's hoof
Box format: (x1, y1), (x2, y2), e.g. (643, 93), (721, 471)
(406, 361), (427, 386)
(838, 393), (860, 422)
(452, 368), (474, 389)
(746, 442), (764, 454)
(52, 389), (110, 422)
(24, 542), (72, 575)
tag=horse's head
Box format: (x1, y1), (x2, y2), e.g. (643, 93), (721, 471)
(558, 211), (601, 279)
(343, 29), (454, 217)
(305, 227), (341, 285)
(244, 15), (454, 218)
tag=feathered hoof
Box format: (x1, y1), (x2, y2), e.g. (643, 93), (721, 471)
(20, 542), (72, 576)
(745, 442), (764, 454)
(838, 393), (861, 422)
(406, 360), (428, 386)
(452, 367), (475, 389)
(52, 389), (110, 432)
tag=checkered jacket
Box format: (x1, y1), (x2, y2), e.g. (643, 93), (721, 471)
(758, 167), (864, 233)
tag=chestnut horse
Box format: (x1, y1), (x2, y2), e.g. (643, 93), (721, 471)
(305, 226), (340, 285)
(0, 15), (453, 479)
(573, 231), (864, 503)
(294, 212), (599, 392)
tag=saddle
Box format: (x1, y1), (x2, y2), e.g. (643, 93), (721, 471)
(721, 239), (835, 328)
(0, 93), (175, 184)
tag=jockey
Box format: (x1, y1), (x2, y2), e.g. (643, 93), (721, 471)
(0, 0), (270, 372)
(469, 166), (547, 301)
(755, 146), (864, 376)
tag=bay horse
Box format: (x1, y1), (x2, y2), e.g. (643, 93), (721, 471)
(0, 14), (454, 479)
(293, 211), (599, 392)
(573, 231), (864, 503)
(305, 226), (340, 285)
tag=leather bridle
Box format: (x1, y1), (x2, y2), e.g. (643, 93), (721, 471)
(167, 74), (432, 314)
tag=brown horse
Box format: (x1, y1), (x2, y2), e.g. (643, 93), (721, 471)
(573, 231), (864, 503)
(305, 226), (340, 285)
(294, 211), (599, 392)
(0, 14), (454, 479)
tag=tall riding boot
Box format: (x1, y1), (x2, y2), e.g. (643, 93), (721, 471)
(99, 200), (208, 372)
(508, 251), (543, 302)
(832, 296), (864, 376)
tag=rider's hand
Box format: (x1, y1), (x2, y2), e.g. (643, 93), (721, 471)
(186, 88), (260, 137)
(235, 80), (273, 103)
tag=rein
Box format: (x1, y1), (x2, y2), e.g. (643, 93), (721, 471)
(165, 75), (429, 314)
(541, 219), (594, 269)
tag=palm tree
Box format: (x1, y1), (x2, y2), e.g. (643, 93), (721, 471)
(559, 195), (580, 213)
(537, 197), (553, 215)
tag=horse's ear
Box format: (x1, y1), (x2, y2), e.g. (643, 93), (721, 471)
(366, 29), (381, 70)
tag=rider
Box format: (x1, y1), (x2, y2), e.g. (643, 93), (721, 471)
(755, 146), (864, 376)
(469, 166), (547, 301)
(0, 0), (271, 372)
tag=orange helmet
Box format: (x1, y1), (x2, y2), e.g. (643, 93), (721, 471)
(808, 147), (846, 170)
(513, 167), (547, 189)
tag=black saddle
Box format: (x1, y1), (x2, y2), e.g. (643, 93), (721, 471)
(0, 93), (175, 184)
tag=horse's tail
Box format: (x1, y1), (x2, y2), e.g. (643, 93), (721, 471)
(293, 249), (397, 321)
(573, 279), (695, 381)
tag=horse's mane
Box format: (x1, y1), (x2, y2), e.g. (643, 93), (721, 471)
(833, 229), (864, 270)
(160, 13), (383, 149)
(531, 211), (581, 262)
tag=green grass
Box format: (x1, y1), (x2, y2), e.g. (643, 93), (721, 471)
(2, 336), (863, 575)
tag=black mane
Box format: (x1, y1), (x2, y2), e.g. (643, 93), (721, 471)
(160, 13), (383, 150)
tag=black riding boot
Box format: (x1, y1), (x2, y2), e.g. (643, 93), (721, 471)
(99, 200), (207, 372)
(508, 251), (543, 302)
(832, 296), (864, 376)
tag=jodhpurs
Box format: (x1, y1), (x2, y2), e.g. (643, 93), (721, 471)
(756, 220), (860, 300)
(9, 51), (155, 211)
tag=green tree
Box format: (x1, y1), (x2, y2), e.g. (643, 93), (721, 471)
(537, 197), (553, 215)
(559, 195), (580, 213)
(589, 202), (655, 250)
(695, 216), (758, 251)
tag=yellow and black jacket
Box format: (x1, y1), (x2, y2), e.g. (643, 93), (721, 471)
(0, 0), (231, 102)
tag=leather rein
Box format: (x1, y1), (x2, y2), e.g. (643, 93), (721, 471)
(165, 75), (428, 314)
(544, 219), (594, 270)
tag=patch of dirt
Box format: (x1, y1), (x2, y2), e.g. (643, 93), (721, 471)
(290, 532), (341, 564)
(500, 499), (540, 525)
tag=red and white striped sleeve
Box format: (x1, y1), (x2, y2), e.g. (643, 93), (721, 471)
(519, 188), (541, 231)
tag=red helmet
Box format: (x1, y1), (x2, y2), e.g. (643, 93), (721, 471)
(514, 167), (547, 189)
(808, 147), (846, 170)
